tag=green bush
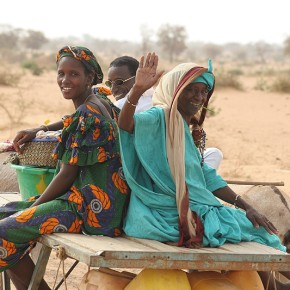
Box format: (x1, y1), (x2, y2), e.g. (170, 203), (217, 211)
(227, 69), (244, 76)
(21, 60), (43, 76)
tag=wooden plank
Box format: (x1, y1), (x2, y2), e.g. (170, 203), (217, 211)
(39, 233), (163, 253)
(0, 193), (20, 290)
(38, 234), (164, 266)
(125, 236), (181, 252)
(38, 235), (94, 265)
(38, 233), (290, 271)
(89, 241), (290, 271)
(27, 244), (52, 290)
(0, 192), (21, 205)
(0, 272), (10, 290)
(40, 233), (286, 255)
(87, 258), (290, 272)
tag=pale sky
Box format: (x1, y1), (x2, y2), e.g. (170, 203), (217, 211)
(1, 0), (290, 45)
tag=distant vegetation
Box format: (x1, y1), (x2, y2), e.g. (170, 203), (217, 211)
(0, 66), (21, 86)
(214, 68), (244, 91)
(271, 75), (290, 93)
(1, 23), (290, 134)
(21, 60), (43, 76)
(1, 23), (290, 95)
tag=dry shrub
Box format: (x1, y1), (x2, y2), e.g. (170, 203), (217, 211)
(254, 78), (270, 91)
(271, 74), (290, 93)
(0, 89), (34, 127)
(206, 93), (221, 118)
(214, 68), (243, 90)
(0, 66), (21, 86)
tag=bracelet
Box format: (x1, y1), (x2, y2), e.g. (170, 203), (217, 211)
(40, 125), (49, 132)
(126, 98), (138, 107)
(233, 194), (241, 209)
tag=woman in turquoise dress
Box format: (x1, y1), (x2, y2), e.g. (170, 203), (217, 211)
(118, 52), (290, 289)
(2, 46), (129, 290)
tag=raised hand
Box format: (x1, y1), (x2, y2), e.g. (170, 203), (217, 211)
(134, 52), (163, 93)
(118, 52), (164, 133)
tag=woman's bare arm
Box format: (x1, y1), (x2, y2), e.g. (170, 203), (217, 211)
(31, 163), (79, 206)
(118, 52), (163, 133)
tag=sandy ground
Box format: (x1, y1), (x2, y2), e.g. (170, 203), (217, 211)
(205, 86), (290, 194)
(1, 70), (290, 289)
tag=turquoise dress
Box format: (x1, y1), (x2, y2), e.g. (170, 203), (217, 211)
(119, 107), (285, 252)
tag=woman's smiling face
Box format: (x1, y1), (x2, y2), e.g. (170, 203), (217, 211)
(177, 82), (209, 119)
(57, 56), (92, 106)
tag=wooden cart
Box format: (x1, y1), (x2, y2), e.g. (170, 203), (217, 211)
(1, 192), (290, 290)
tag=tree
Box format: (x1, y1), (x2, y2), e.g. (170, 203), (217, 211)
(203, 44), (222, 60)
(140, 24), (153, 55)
(157, 24), (187, 63)
(254, 41), (272, 64)
(283, 36), (290, 56)
(0, 31), (19, 50)
(22, 30), (48, 50)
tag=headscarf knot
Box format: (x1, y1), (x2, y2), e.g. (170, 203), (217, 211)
(191, 59), (214, 91)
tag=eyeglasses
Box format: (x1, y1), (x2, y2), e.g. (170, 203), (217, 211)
(105, 76), (135, 88)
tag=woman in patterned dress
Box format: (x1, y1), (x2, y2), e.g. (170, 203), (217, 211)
(2, 46), (129, 290)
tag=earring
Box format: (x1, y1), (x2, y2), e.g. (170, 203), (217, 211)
(87, 80), (93, 88)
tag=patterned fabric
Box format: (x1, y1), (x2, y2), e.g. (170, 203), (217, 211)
(0, 198), (80, 270)
(0, 105), (129, 271)
(93, 86), (121, 119)
(56, 46), (103, 85)
(53, 103), (129, 235)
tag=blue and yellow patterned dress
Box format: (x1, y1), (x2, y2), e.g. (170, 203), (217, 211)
(0, 101), (129, 271)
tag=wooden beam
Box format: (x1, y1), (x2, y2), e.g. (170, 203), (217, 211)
(225, 180), (284, 186)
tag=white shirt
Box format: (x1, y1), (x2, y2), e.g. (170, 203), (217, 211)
(114, 87), (223, 170)
(114, 88), (153, 113)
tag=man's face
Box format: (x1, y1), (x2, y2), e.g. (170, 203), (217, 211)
(106, 65), (136, 100)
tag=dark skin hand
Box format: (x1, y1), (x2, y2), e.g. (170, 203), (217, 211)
(213, 186), (278, 235)
(13, 120), (63, 153)
(118, 52), (163, 133)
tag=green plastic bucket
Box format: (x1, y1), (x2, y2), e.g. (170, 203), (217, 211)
(11, 164), (55, 200)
